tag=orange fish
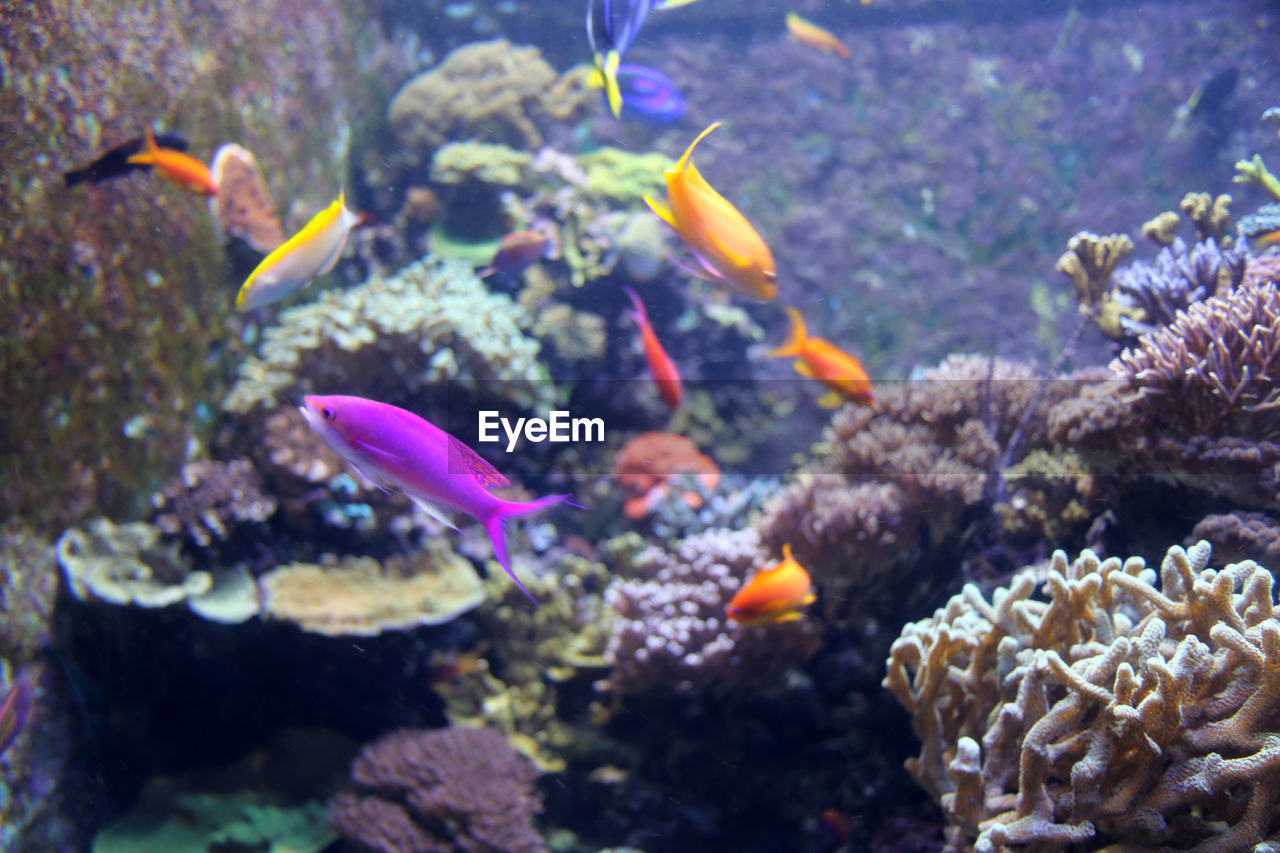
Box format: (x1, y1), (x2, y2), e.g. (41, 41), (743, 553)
(1252, 228), (1280, 250)
(726, 544), (816, 625)
(126, 128), (218, 196)
(622, 286), (682, 410)
(769, 307), (872, 408)
(645, 122), (778, 301)
(785, 13), (851, 59)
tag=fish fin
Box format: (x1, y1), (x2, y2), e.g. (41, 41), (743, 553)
(654, 0), (701, 7)
(802, 591), (818, 607)
(645, 194), (678, 229)
(771, 611), (804, 623)
(793, 360), (815, 378)
(64, 167), (90, 188)
(604, 51), (623, 117)
(477, 266), (497, 279)
(817, 390), (845, 409)
(768, 307), (808, 357)
(447, 435), (510, 489)
(782, 543), (794, 562)
(621, 285), (648, 326)
(347, 462), (384, 491)
(485, 493), (578, 606)
(663, 252), (725, 284)
(675, 121), (723, 174)
(411, 494), (459, 530)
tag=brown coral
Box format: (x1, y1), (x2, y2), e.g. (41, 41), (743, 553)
(885, 542), (1280, 852)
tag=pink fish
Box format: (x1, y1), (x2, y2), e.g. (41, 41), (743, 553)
(299, 395), (576, 603)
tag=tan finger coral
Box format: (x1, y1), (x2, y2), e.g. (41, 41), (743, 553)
(885, 541), (1280, 852)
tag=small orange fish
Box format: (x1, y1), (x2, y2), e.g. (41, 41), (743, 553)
(769, 307), (872, 408)
(645, 122), (778, 301)
(623, 286), (682, 410)
(478, 230), (552, 278)
(786, 13), (851, 60)
(726, 544), (816, 625)
(1252, 228), (1280, 250)
(126, 128), (218, 196)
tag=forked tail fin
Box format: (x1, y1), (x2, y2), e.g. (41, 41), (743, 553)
(483, 494), (578, 605)
(767, 307), (809, 357)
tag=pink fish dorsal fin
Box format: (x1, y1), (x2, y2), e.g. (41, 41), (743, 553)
(447, 435), (510, 489)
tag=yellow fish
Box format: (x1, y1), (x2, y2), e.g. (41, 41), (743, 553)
(235, 190), (360, 311)
(645, 122), (778, 301)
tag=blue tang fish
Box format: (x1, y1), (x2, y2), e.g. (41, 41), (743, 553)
(613, 64), (686, 123)
(586, 0), (700, 117)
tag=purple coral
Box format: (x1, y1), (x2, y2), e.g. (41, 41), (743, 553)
(1108, 237), (1246, 338)
(149, 458), (277, 548)
(329, 726), (545, 853)
(603, 528), (821, 694)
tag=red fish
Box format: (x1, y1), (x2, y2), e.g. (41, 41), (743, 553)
(478, 230), (552, 278)
(622, 286), (682, 410)
(126, 128), (218, 196)
(726, 543), (816, 625)
(0, 675), (33, 758)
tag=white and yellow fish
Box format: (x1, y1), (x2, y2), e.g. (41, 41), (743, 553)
(235, 190), (360, 311)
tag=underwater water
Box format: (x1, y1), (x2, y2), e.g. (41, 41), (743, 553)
(3, 0), (1280, 850)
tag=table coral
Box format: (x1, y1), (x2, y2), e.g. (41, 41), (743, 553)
(56, 517), (212, 609)
(224, 257), (552, 416)
(329, 726), (546, 853)
(257, 541), (484, 637)
(885, 541), (1280, 852)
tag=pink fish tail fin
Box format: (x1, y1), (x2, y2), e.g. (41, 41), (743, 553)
(485, 494), (579, 606)
(621, 285), (647, 325)
(767, 307), (808, 357)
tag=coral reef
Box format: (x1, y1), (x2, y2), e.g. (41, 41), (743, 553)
(1102, 236), (1246, 339)
(224, 257), (552, 416)
(57, 517), (212, 609)
(0, 0), (362, 532)
(1114, 278), (1279, 439)
(602, 528), (821, 694)
(329, 726), (546, 853)
(613, 432), (720, 520)
(885, 542), (1280, 852)
(1188, 512), (1280, 567)
(149, 458), (278, 549)
(257, 541), (485, 637)
(388, 40), (589, 159)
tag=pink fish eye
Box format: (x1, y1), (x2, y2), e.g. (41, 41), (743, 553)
(322, 407), (335, 421)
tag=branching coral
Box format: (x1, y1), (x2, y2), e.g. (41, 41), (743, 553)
(1114, 278), (1280, 439)
(602, 528), (821, 695)
(1235, 154), (1280, 202)
(329, 726), (545, 853)
(1103, 237), (1246, 339)
(224, 257), (551, 416)
(149, 458), (278, 548)
(885, 542), (1280, 852)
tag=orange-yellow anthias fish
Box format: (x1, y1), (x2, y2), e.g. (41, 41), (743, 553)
(726, 544), (816, 625)
(235, 189), (360, 311)
(645, 122), (778, 301)
(785, 13), (851, 59)
(126, 128), (218, 196)
(769, 307), (873, 408)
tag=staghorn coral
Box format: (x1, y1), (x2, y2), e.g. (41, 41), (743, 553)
(1234, 154), (1280, 202)
(1140, 210), (1180, 247)
(885, 542), (1280, 852)
(149, 458), (278, 549)
(224, 257), (551, 416)
(257, 540), (484, 637)
(1114, 277), (1280, 439)
(329, 726), (545, 853)
(388, 40), (588, 156)
(1055, 231), (1134, 312)
(602, 528), (821, 695)
(1178, 191), (1232, 243)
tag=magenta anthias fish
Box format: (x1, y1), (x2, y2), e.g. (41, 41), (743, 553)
(299, 395), (575, 603)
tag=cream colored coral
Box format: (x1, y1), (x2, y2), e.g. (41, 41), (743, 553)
(885, 542), (1280, 852)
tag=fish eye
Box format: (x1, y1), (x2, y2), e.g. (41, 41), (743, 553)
(322, 407), (335, 421)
